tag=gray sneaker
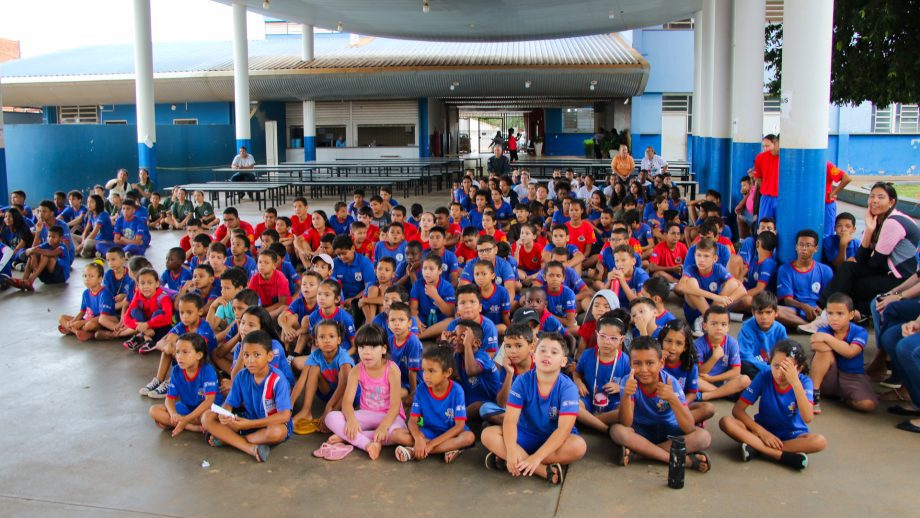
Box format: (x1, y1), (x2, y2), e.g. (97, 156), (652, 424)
(139, 377), (161, 396)
(147, 379), (169, 399)
(692, 316), (705, 337)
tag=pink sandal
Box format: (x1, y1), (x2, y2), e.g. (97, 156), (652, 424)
(312, 441), (334, 458)
(324, 442), (354, 461)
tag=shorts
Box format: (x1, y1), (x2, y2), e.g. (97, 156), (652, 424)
(38, 263), (68, 285)
(421, 423), (471, 440)
(479, 402), (505, 418)
(175, 402), (193, 416)
(824, 202), (837, 237)
(820, 363), (878, 404)
(633, 422), (684, 445)
(517, 428), (550, 455)
(758, 195), (778, 221)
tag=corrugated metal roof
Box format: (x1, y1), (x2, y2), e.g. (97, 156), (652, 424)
(0, 33), (641, 79)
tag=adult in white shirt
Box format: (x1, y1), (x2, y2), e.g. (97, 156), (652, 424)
(640, 146), (668, 175)
(104, 168), (130, 204)
(575, 174), (600, 200)
(230, 146), (256, 182)
(513, 170), (532, 199)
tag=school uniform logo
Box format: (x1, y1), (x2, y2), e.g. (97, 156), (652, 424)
(355, 272), (363, 282)
(656, 399), (672, 413)
(811, 282), (821, 294)
(787, 401), (797, 415)
(578, 235), (586, 242)
(709, 281), (718, 292)
(396, 253), (405, 262)
(549, 406), (559, 420)
(442, 264), (449, 273)
(675, 256), (683, 264)
(444, 407), (455, 422)
(488, 304), (500, 314)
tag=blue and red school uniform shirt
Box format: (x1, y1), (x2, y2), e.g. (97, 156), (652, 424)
(545, 285), (577, 320)
(170, 320), (218, 353)
(410, 380), (469, 438)
(308, 307), (357, 342)
(160, 267), (193, 292)
(479, 283), (511, 327)
(816, 323), (868, 374)
(389, 333), (423, 387)
(777, 261), (833, 309)
(224, 367), (292, 437)
(410, 277), (456, 326)
(619, 370), (687, 429)
(682, 263), (732, 295)
(508, 370), (580, 441)
(80, 287), (115, 319)
(663, 361), (700, 399)
(741, 370), (813, 441)
(454, 347), (502, 404)
(167, 363), (222, 409)
(576, 348), (630, 413)
(305, 347), (354, 397)
(694, 334), (742, 377)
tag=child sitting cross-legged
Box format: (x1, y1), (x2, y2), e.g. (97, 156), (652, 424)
(609, 336), (712, 473)
(391, 344), (477, 464)
(719, 339), (827, 470)
(290, 320), (354, 436)
(57, 262), (119, 341)
(148, 333), (222, 436)
(694, 306), (751, 402)
(202, 329), (292, 463)
(481, 333), (587, 485)
(100, 268), (173, 349)
(575, 314), (631, 433)
(659, 319), (715, 425)
(481, 323), (536, 425)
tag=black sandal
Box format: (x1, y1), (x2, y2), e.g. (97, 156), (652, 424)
(546, 463), (565, 485)
(687, 451), (711, 473)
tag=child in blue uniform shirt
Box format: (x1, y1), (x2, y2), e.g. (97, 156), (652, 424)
(543, 261), (578, 333)
(660, 319), (715, 425)
(309, 280), (358, 353)
(694, 306), (751, 402)
(392, 345), (477, 463)
(374, 286), (421, 338)
(809, 292), (877, 414)
(148, 333), (221, 436)
(444, 285), (500, 355)
(410, 255), (456, 331)
(386, 302), (423, 403)
(473, 260), (512, 333)
(776, 229), (833, 328)
(160, 247), (193, 293)
(738, 292), (787, 379)
(447, 319), (502, 417)
(575, 314), (631, 433)
(203, 330), (292, 463)
(481, 333), (587, 485)
(677, 238), (746, 336)
(104, 247), (135, 312)
(821, 212), (859, 269)
(58, 262), (118, 341)
(609, 336), (712, 473)
(291, 320), (354, 435)
(113, 200), (150, 256)
(734, 231), (778, 313)
(374, 223), (408, 265)
(15, 224), (71, 290)
(719, 340), (826, 470)
(481, 323), (536, 423)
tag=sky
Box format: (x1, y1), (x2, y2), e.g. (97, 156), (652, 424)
(0, 0), (265, 58)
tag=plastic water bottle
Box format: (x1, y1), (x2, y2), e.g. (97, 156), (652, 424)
(667, 435), (686, 489)
(428, 308), (438, 328)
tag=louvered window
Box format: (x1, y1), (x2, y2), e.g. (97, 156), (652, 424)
(59, 105), (99, 124)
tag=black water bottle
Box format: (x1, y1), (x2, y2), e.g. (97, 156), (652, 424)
(667, 435), (686, 489)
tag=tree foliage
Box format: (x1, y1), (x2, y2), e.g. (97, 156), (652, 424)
(765, 0), (919, 106)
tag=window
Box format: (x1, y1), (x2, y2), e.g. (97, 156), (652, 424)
(357, 124), (415, 147)
(766, 1), (784, 23)
(662, 19), (694, 30)
(763, 96), (781, 114)
(562, 107), (594, 133)
(173, 119), (198, 125)
(104, 120), (127, 125)
(317, 125), (346, 147)
(663, 94), (692, 133)
(59, 105), (99, 124)
(873, 104), (919, 133)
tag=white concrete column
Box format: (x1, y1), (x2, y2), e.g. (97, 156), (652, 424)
(708, 0), (733, 196)
(698, 3), (714, 191)
(729, 0), (765, 206)
(776, 0), (835, 260)
(301, 24), (314, 61)
(132, 0), (157, 187)
(233, 2), (251, 150)
(303, 100), (316, 161)
(691, 10), (704, 172)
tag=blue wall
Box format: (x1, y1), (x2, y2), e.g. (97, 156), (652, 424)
(4, 124), (235, 198)
(543, 108), (594, 156)
(633, 29), (694, 93)
(98, 102), (233, 125)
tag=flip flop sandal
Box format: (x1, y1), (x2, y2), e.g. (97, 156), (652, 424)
(294, 418), (320, 435)
(324, 443), (354, 461)
(204, 432), (223, 448)
(688, 451), (712, 473)
(443, 449), (462, 464)
(484, 451), (507, 471)
(546, 463), (565, 485)
(615, 444), (632, 467)
(312, 441), (335, 458)
(888, 405), (920, 417)
(254, 444), (271, 463)
(395, 445), (415, 463)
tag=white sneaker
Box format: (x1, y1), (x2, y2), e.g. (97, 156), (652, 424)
(139, 377), (161, 396)
(798, 310), (828, 334)
(147, 379), (169, 399)
(692, 316), (704, 337)
(729, 312), (744, 323)
(0, 245), (14, 274)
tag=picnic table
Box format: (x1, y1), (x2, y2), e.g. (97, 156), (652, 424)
(174, 182), (290, 211)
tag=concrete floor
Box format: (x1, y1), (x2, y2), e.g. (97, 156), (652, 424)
(1, 191), (917, 518)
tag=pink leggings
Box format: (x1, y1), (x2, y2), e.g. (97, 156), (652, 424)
(324, 409), (407, 451)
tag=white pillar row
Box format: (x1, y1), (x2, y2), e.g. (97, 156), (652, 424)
(302, 24), (314, 61)
(132, 0), (157, 187)
(729, 0), (766, 208)
(232, 2), (251, 150)
(708, 0), (733, 196)
(303, 100), (316, 161)
(698, 2), (714, 191)
(775, 0), (835, 260)
(691, 10), (704, 174)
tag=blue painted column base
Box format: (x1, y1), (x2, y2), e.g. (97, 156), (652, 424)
(236, 139), (251, 153)
(697, 137), (710, 197)
(0, 147), (8, 202)
(418, 98), (429, 158)
(137, 142), (158, 189)
(709, 137), (731, 201)
(777, 147), (826, 263)
(303, 136), (316, 161)
(730, 141), (761, 208)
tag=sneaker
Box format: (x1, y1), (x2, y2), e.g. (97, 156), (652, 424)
(729, 312), (744, 323)
(740, 443), (758, 462)
(148, 379), (169, 399)
(484, 451), (507, 472)
(139, 377), (161, 396)
(880, 375), (902, 390)
(692, 316), (704, 338)
(798, 310), (828, 334)
(122, 335), (143, 351)
(137, 338), (158, 355)
(0, 246), (14, 275)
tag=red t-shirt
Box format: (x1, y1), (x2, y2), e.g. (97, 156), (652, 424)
(578, 319), (598, 352)
(179, 234), (191, 252)
(366, 224), (381, 244)
(213, 220), (255, 245)
(513, 241), (544, 273)
(650, 241), (688, 268)
(354, 238), (375, 260)
(566, 220), (596, 254)
(254, 222), (275, 239)
(455, 242), (478, 263)
(825, 161), (844, 203)
(480, 229), (508, 243)
(753, 151), (779, 197)
(305, 226), (335, 252)
(247, 269), (291, 307)
(291, 214), (311, 236)
(446, 222), (462, 239)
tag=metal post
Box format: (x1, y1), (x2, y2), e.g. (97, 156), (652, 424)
(133, 0), (157, 188)
(301, 24), (314, 61)
(303, 101), (316, 161)
(709, 0), (733, 198)
(729, 0), (765, 214)
(233, 2), (251, 151)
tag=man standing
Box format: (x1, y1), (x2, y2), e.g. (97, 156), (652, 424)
(488, 144), (512, 176)
(230, 146), (256, 182)
(752, 134), (780, 221)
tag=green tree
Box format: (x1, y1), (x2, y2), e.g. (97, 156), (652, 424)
(765, 0), (919, 106)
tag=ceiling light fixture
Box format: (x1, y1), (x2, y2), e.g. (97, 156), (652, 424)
(423, 0), (430, 13)
(590, 80), (597, 91)
(525, 81), (531, 88)
(624, 98), (630, 105)
(262, 0), (270, 9)
(608, 10), (615, 19)
(336, 21), (343, 32)
(450, 81), (460, 91)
